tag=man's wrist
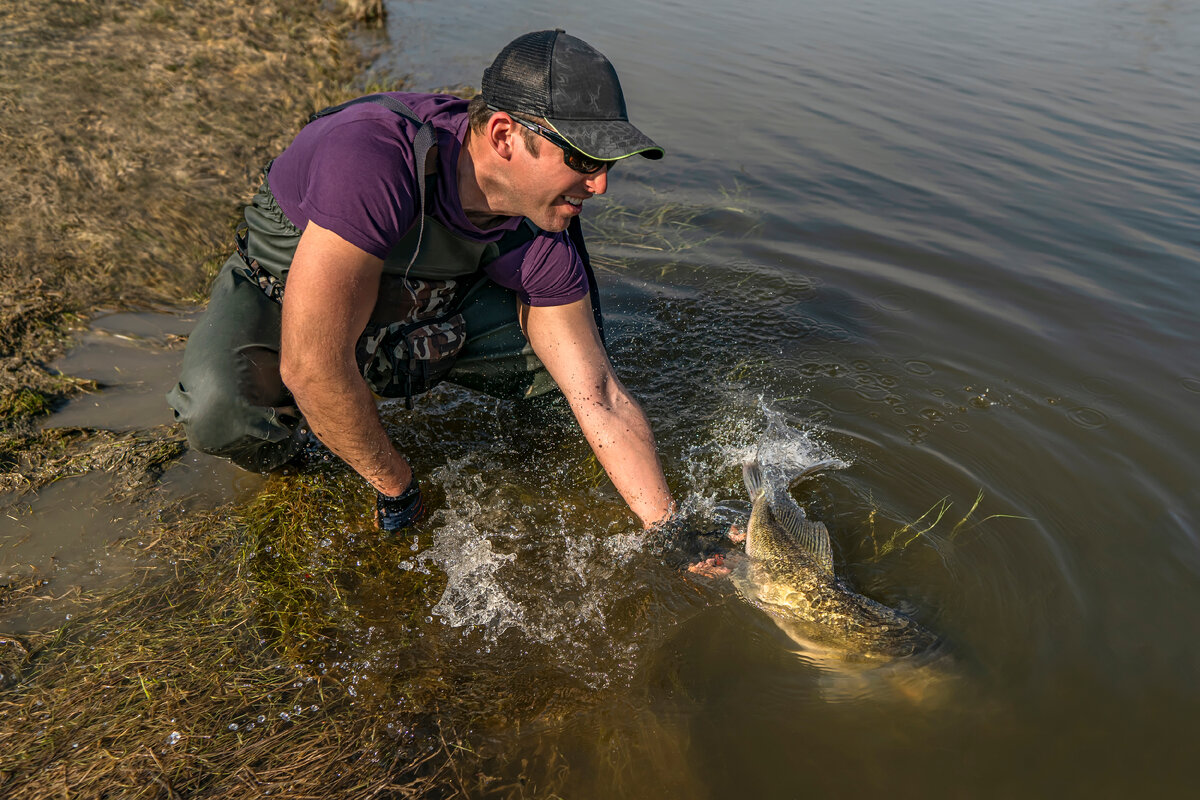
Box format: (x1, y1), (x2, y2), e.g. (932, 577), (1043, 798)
(643, 500), (679, 531)
(375, 476), (425, 532)
(372, 462), (414, 498)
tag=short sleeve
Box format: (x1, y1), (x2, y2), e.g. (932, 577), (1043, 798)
(484, 231), (589, 307)
(296, 118), (421, 259)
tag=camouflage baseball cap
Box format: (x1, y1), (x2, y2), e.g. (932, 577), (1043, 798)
(481, 29), (665, 162)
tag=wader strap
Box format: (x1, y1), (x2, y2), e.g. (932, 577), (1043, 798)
(566, 215), (605, 345)
(310, 94), (436, 275)
(234, 222), (285, 302)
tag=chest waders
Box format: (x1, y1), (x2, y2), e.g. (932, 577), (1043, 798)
(167, 95), (604, 471)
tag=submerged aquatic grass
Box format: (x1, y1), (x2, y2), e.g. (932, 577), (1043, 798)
(587, 183), (759, 280)
(0, 469), (471, 798)
(865, 490), (1031, 562)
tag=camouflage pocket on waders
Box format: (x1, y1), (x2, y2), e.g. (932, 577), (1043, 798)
(355, 277), (469, 403)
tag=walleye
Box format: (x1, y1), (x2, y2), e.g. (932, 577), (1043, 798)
(733, 459), (940, 663)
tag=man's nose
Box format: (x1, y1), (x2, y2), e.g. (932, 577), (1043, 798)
(585, 167), (608, 195)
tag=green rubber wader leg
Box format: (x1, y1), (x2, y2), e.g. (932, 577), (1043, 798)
(166, 256), (301, 471)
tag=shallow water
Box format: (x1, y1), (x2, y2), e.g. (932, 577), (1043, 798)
(21, 0), (1200, 795)
(1, 311), (260, 633)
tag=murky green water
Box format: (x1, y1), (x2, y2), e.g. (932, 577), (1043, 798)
(13, 0), (1200, 795)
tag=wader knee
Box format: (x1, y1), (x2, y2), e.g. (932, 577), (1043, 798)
(166, 256), (302, 472)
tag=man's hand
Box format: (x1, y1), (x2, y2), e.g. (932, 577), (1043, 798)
(521, 296), (674, 528)
(280, 222), (413, 497)
(686, 523), (747, 578)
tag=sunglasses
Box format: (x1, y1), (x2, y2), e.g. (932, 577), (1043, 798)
(490, 107), (612, 175)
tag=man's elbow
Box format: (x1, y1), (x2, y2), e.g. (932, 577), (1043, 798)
(279, 345), (328, 400)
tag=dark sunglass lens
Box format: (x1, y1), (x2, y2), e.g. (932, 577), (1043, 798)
(564, 149), (606, 175)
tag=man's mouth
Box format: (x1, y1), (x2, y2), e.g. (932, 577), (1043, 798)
(562, 194), (587, 207)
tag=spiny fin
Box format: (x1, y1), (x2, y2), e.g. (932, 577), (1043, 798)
(742, 460), (767, 501)
(743, 458), (835, 574)
(771, 482), (836, 575)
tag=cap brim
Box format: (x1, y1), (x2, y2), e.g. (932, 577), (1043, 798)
(548, 118), (665, 161)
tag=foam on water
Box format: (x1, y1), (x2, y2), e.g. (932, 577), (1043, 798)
(398, 454), (647, 675)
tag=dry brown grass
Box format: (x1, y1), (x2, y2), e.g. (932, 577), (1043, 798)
(0, 0), (380, 428)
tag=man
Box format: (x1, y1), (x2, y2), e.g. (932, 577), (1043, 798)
(168, 30), (676, 533)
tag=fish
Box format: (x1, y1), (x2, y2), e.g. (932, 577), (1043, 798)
(732, 458), (941, 664)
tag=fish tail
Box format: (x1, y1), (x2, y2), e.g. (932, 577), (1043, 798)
(743, 459), (767, 500)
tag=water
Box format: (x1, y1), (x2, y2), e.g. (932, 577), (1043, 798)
(373, 0), (1200, 794)
(23, 0), (1200, 795)
(0, 311), (260, 633)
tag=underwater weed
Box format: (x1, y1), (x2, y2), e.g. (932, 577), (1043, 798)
(867, 490), (1030, 561)
(0, 471), (465, 798)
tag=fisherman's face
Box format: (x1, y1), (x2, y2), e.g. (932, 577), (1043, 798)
(511, 130), (609, 232)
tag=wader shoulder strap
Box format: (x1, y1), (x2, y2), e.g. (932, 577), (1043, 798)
(309, 94), (436, 274)
(567, 216), (605, 344)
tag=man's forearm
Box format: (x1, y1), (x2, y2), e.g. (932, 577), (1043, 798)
(289, 365), (412, 497)
(571, 383), (674, 528)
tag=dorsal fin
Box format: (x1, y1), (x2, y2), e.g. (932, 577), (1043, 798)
(770, 481), (836, 575)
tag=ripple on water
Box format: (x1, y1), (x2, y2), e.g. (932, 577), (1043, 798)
(871, 292), (912, 313)
(1067, 406), (1110, 430)
(1080, 376), (1119, 397)
(1181, 377), (1200, 394)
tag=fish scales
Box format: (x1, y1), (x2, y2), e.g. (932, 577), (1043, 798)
(738, 459), (940, 662)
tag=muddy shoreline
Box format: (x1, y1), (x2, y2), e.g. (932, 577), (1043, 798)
(0, 2), (490, 795)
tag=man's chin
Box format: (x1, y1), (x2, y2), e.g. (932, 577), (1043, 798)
(529, 215), (571, 233)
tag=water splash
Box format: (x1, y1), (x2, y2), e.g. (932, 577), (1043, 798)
(752, 403), (849, 481)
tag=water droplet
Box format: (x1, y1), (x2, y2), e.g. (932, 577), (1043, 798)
(424, 616), (433, 624)
(166, 731), (181, 746)
(280, 712), (291, 721)
(228, 723), (239, 731)
(257, 715), (266, 724)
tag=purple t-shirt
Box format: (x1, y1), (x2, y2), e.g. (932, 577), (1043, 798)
(268, 92), (588, 307)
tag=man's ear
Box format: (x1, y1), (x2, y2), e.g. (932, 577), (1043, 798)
(487, 112), (518, 161)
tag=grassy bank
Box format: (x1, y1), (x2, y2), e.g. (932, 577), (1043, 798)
(0, 1), (488, 794)
(0, 0), (377, 430)
(0, 470), (476, 797)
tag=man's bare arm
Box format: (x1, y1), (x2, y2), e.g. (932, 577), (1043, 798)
(521, 297), (674, 528)
(279, 222), (412, 497)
